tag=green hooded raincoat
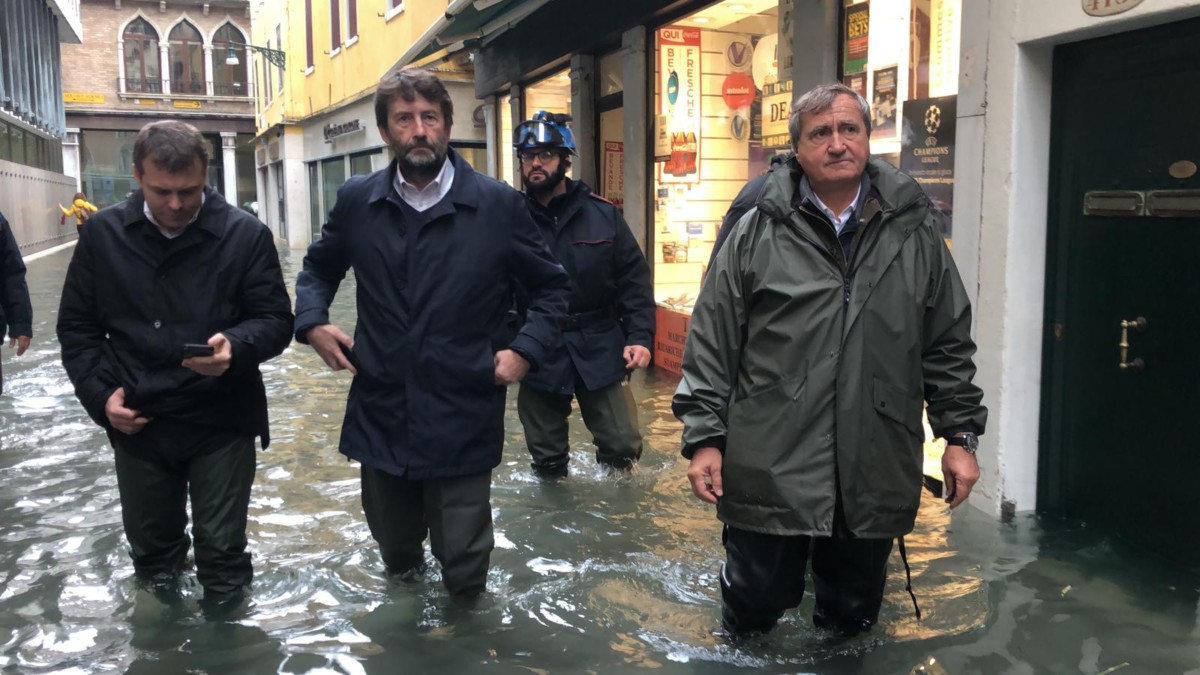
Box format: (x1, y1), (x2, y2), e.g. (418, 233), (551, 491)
(673, 156), (987, 538)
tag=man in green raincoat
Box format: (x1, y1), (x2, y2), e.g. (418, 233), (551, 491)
(673, 83), (987, 637)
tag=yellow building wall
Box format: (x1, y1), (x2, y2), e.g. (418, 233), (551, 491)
(252, 0), (451, 133)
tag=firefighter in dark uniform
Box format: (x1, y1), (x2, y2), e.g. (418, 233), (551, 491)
(515, 112), (656, 476)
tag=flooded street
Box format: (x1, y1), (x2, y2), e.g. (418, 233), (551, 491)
(1, 246), (1197, 674)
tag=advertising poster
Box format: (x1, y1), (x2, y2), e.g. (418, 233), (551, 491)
(601, 141), (625, 211)
(871, 65), (898, 137)
(843, 2), (870, 76)
(900, 95), (957, 239)
(658, 26), (702, 183)
(843, 72), (867, 100)
(761, 79), (793, 149)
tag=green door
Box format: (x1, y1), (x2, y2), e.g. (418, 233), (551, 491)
(1041, 17), (1200, 567)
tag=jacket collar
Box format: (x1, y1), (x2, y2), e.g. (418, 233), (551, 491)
(525, 178), (587, 229)
(120, 186), (228, 238)
(369, 147), (480, 212)
(757, 155), (927, 223)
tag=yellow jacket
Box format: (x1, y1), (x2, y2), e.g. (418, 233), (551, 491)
(59, 198), (98, 226)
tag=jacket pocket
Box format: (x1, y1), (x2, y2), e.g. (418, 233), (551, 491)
(724, 372), (809, 506)
(872, 376), (923, 438)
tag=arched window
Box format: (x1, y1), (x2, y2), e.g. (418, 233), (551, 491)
(122, 18), (161, 93)
(212, 23), (248, 97)
(168, 21), (204, 94)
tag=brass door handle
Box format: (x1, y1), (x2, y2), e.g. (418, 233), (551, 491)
(1119, 316), (1147, 372)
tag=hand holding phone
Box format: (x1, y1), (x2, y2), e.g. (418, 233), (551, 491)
(182, 343), (215, 358)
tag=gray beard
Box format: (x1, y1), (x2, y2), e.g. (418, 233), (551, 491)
(398, 147), (445, 183)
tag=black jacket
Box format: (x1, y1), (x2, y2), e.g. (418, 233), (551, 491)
(294, 150), (571, 480)
(57, 188), (294, 446)
(0, 212), (32, 340)
(521, 179), (655, 394)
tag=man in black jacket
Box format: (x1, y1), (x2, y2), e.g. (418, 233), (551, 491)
(513, 112), (655, 476)
(57, 120), (293, 610)
(0, 211), (33, 395)
(295, 69), (570, 597)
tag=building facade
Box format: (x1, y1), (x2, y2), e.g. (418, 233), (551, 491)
(250, 0), (487, 249)
(1, 0), (83, 255)
(60, 0), (258, 214)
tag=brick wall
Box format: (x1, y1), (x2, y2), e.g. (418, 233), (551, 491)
(62, 0), (255, 119)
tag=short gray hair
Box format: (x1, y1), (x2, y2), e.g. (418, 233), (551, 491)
(787, 83), (871, 148)
(132, 120), (209, 174)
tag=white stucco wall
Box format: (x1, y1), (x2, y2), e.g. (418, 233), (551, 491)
(959, 0), (1200, 516)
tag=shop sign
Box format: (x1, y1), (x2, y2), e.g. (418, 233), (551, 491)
(658, 26), (702, 183)
(843, 2), (870, 76)
(653, 308), (691, 376)
(1082, 0), (1143, 16)
(900, 95), (957, 240)
(761, 80), (792, 149)
(725, 35), (753, 72)
(722, 72), (756, 110)
(602, 140), (624, 211)
(131, 99), (159, 106)
(173, 100), (201, 109)
(64, 92), (104, 104)
(324, 119), (364, 142)
(843, 72), (867, 100)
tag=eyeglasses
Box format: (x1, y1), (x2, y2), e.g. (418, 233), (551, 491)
(519, 149), (558, 165)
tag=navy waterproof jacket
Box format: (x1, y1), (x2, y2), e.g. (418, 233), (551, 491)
(521, 180), (655, 395)
(0, 212), (32, 341)
(294, 151), (571, 479)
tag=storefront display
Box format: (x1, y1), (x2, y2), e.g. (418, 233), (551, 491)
(648, 0), (961, 374)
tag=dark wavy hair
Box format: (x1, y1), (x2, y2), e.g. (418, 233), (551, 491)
(374, 68), (454, 129)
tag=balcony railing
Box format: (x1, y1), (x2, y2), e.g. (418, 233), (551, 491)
(173, 80), (207, 95)
(115, 79), (255, 98)
(121, 77), (163, 94)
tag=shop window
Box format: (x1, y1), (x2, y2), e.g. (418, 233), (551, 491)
(168, 21), (205, 95)
(213, 23), (249, 97)
(498, 94), (516, 188)
(652, 0), (785, 314)
(840, 0), (959, 239)
(123, 18), (161, 94)
(455, 143), (487, 174)
(349, 150), (378, 176)
(309, 161), (322, 240)
(0, 122), (10, 162)
(520, 69), (573, 182)
(321, 156), (346, 229)
(598, 51), (624, 97)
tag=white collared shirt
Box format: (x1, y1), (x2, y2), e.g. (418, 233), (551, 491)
(144, 192), (206, 239)
(810, 182), (862, 236)
(393, 157), (455, 212)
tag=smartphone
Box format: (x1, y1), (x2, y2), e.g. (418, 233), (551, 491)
(182, 343), (215, 358)
(339, 342), (361, 371)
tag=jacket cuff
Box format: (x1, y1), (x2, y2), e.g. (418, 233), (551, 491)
(508, 333), (544, 371)
(85, 385), (118, 429)
(682, 436), (725, 460)
(294, 310), (330, 344)
(7, 323), (32, 338)
(224, 332), (257, 377)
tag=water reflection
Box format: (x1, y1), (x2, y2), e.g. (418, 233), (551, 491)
(0, 246), (1196, 674)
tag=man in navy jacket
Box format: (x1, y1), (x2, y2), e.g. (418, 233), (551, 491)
(513, 112), (655, 476)
(57, 121), (294, 610)
(295, 69), (570, 597)
(0, 211), (32, 395)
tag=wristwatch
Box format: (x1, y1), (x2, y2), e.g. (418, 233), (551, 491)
(946, 432), (978, 454)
